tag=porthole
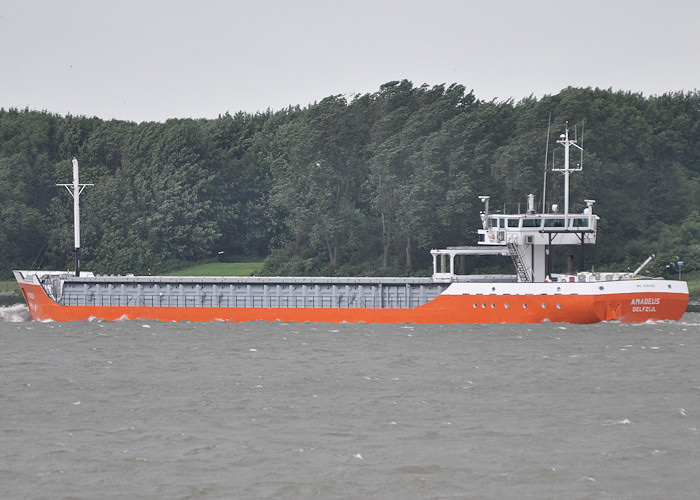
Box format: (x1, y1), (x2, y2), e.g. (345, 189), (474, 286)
(599, 286), (604, 291)
(473, 302), (477, 308)
(491, 303), (495, 308)
(541, 302), (546, 308)
(482, 303), (486, 308)
(523, 302), (527, 309)
(504, 302), (509, 308)
(556, 303), (561, 309)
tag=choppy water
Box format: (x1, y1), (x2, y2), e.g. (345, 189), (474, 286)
(1, 302), (699, 499)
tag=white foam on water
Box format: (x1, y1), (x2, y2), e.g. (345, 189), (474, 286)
(0, 303), (30, 322)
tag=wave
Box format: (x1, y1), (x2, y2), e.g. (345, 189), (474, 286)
(0, 303), (31, 322)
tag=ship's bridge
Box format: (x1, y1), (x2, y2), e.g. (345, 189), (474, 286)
(478, 208), (598, 247)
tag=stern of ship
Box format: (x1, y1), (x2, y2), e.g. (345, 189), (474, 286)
(590, 279), (689, 322)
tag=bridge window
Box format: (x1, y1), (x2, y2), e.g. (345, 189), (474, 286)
(490, 217), (499, 228)
(544, 218), (565, 227)
(571, 218), (589, 228)
(522, 218), (540, 228)
(507, 218), (519, 228)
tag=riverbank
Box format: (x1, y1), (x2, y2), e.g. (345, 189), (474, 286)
(0, 280), (22, 307)
(1, 280), (20, 294)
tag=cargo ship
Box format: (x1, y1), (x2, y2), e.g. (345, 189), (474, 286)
(14, 126), (689, 324)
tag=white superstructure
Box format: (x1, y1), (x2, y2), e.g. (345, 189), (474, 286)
(432, 124), (600, 283)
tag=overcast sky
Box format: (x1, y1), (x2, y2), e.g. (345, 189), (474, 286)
(2, 0), (698, 123)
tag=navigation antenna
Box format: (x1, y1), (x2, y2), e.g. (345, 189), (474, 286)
(580, 120), (584, 169)
(573, 121), (585, 169)
(541, 113), (551, 213)
(57, 158), (93, 277)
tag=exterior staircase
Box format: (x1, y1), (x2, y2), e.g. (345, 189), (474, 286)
(507, 241), (532, 282)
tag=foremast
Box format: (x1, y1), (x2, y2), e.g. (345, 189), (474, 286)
(57, 158), (92, 276)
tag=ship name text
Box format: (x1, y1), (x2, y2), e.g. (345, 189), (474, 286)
(631, 297), (660, 313)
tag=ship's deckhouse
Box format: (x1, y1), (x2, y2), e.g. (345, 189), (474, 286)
(432, 124), (600, 284)
(475, 201), (599, 283)
(478, 203), (598, 248)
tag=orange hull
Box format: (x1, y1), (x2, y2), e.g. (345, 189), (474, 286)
(17, 280), (688, 324)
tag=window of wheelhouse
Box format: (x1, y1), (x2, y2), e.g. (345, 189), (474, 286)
(544, 218), (565, 227)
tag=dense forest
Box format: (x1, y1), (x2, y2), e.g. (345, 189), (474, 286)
(1, 83), (699, 281)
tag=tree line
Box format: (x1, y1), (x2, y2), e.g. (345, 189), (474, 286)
(1, 83), (699, 280)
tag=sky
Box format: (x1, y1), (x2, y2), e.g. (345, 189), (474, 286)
(2, 0), (699, 123)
